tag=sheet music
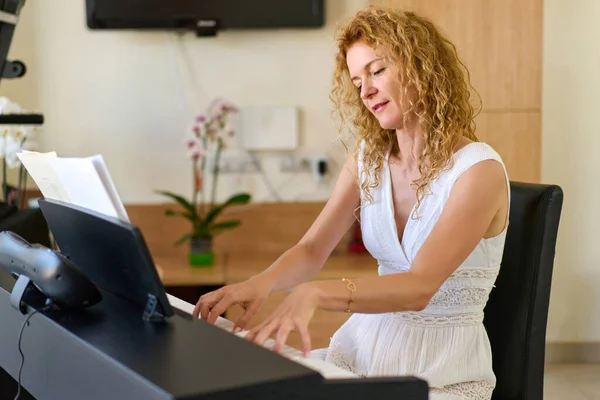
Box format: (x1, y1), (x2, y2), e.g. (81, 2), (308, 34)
(166, 294), (358, 380)
(17, 151), (129, 222)
(89, 155), (130, 222)
(49, 157), (122, 220)
(16, 151), (71, 202)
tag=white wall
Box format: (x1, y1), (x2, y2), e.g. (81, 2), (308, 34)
(543, 0), (600, 341)
(1, 0), (367, 203)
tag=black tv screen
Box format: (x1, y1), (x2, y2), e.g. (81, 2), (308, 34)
(86, 0), (325, 33)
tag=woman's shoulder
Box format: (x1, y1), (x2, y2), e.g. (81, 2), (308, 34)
(444, 141), (507, 185)
(454, 141), (504, 165)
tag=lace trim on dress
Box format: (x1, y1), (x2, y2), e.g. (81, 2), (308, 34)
(430, 380), (495, 400)
(428, 287), (490, 308)
(325, 338), (367, 378)
(390, 311), (484, 327)
(450, 267), (500, 280)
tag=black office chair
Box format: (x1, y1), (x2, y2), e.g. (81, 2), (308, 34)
(483, 181), (564, 400)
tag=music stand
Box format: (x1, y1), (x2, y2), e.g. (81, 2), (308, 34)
(37, 198), (174, 321)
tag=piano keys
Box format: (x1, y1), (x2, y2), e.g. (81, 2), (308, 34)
(167, 294), (360, 380)
(167, 294), (430, 398)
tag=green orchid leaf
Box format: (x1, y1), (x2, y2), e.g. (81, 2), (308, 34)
(204, 193), (251, 226)
(209, 219), (242, 233)
(165, 209), (198, 224)
(155, 190), (200, 221)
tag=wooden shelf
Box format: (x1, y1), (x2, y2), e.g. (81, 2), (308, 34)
(154, 254), (227, 286)
(225, 252), (378, 284)
(155, 251), (377, 287)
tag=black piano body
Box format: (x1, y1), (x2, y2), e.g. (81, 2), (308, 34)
(0, 280), (429, 399)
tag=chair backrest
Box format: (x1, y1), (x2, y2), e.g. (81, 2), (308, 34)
(483, 181), (564, 400)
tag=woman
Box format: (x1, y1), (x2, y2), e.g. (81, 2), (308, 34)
(193, 6), (509, 399)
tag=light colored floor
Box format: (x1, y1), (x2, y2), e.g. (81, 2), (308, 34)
(545, 364), (600, 400)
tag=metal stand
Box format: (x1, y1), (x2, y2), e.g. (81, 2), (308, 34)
(142, 293), (165, 322)
(0, 0), (26, 85)
(9, 274), (32, 314)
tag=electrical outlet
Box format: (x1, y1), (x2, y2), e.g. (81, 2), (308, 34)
(312, 156), (328, 181)
(280, 154), (312, 173)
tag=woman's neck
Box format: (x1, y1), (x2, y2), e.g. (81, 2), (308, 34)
(392, 128), (425, 171)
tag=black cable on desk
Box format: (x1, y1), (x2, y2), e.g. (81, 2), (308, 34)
(14, 306), (49, 400)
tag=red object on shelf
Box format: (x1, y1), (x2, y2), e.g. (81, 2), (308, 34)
(348, 220), (367, 253)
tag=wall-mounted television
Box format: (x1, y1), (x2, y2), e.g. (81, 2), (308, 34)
(85, 0), (325, 36)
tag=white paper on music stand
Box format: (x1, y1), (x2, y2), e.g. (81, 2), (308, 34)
(88, 155), (130, 222)
(49, 157), (128, 221)
(16, 151), (71, 202)
(16, 151), (130, 222)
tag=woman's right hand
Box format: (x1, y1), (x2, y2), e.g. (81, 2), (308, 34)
(192, 275), (274, 332)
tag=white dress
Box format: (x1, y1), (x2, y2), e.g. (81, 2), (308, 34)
(313, 142), (510, 400)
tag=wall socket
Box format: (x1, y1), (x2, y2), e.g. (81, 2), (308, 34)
(205, 152), (328, 177)
(312, 156), (329, 181)
(280, 154), (329, 181)
(279, 154), (313, 173)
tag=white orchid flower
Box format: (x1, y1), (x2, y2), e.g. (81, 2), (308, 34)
(0, 125), (37, 167)
(2, 132), (23, 168)
(0, 97), (22, 114)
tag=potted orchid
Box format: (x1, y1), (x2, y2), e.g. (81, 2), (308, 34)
(156, 98), (251, 266)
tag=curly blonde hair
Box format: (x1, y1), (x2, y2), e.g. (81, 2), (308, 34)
(331, 6), (480, 211)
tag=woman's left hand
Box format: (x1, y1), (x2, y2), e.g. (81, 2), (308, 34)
(243, 282), (321, 357)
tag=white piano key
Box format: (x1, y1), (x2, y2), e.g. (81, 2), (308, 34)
(167, 294), (359, 380)
(232, 329), (357, 379)
(288, 355), (358, 379)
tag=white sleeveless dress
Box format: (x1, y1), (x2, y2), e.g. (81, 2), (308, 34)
(313, 142), (510, 400)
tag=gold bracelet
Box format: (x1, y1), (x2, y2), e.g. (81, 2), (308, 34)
(342, 278), (356, 313)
